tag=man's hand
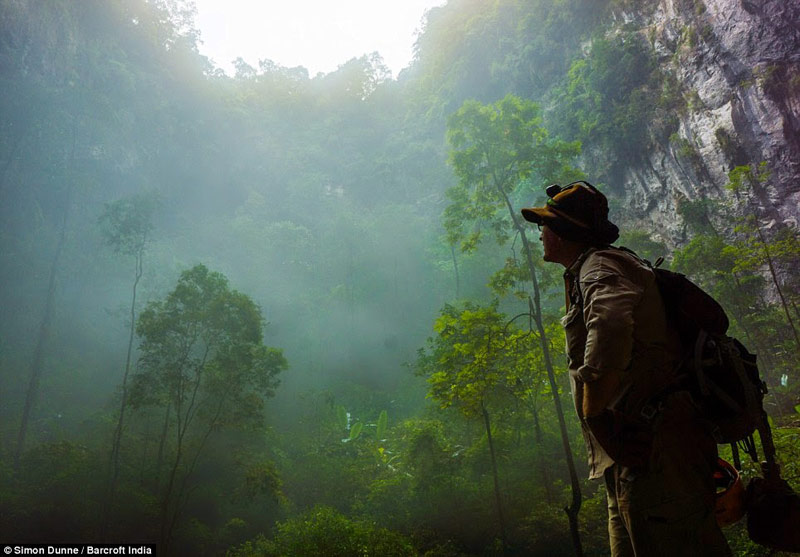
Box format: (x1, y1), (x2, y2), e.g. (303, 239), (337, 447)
(584, 410), (653, 470)
(582, 369), (622, 417)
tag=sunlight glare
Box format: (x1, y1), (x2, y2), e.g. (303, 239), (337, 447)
(194, 0), (446, 78)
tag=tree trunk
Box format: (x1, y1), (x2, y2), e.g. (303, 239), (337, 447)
(160, 386), (191, 552)
(159, 441), (183, 551)
(529, 389), (543, 445)
(160, 381), (230, 552)
(728, 273), (786, 419)
(528, 389), (556, 502)
(499, 189), (584, 556)
(102, 247), (144, 539)
(755, 224), (800, 353)
(481, 401), (507, 550)
(155, 400), (172, 492)
(451, 244), (461, 299)
(159, 348), (210, 551)
(139, 415), (153, 488)
(13, 145), (75, 470)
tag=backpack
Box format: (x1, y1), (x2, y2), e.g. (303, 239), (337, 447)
(620, 247), (800, 551)
(617, 247), (768, 446)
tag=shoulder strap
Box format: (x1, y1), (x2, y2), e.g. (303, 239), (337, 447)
(610, 244), (662, 268)
(572, 245), (648, 307)
(568, 247), (599, 309)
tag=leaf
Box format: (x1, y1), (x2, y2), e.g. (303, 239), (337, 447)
(376, 410), (388, 439)
(794, 404), (800, 415)
(349, 422), (363, 441)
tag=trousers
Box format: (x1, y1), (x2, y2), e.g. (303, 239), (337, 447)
(603, 392), (732, 556)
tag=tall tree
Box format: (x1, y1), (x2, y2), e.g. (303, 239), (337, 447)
(97, 192), (158, 537)
(13, 125), (78, 470)
(444, 94), (585, 555)
(419, 302), (535, 549)
(726, 163), (800, 354)
(128, 265), (287, 550)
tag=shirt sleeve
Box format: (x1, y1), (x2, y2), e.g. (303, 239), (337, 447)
(575, 256), (645, 383)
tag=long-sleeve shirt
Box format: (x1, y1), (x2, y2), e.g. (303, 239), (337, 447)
(562, 247), (680, 479)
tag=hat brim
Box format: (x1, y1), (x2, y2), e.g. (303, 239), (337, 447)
(521, 206), (558, 225)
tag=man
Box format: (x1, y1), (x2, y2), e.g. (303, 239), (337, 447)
(521, 181), (731, 556)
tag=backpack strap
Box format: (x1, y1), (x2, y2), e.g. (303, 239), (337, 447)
(567, 246), (599, 309)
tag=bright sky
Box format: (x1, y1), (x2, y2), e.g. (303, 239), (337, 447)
(193, 0), (446, 78)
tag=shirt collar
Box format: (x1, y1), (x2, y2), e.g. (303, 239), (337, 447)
(563, 246), (597, 280)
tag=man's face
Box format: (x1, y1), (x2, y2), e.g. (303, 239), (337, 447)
(540, 224), (561, 263)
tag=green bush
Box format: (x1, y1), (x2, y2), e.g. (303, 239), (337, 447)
(227, 506), (415, 557)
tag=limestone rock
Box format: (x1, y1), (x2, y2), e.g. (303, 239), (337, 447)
(613, 0), (800, 246)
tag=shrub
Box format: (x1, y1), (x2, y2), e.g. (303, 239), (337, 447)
(227, 506), (415, 557)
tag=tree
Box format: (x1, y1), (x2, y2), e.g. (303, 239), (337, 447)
(12, 122), (78, 471)
(97, 192), (158, 538)
(419, 301), (571, 551)
(419, 302), (519, 547)
(128, 264), (287, 550)
(444, 94), (585, 555)
(726, 163), (800, 354)
(616, 229), (668, 264)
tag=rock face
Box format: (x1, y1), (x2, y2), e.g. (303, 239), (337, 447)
(615, 0), (800, 245)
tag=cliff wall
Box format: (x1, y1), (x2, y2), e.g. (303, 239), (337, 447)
(616, 0), (800, 244)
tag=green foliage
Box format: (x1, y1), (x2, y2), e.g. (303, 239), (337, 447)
(349, 421), (364, 441)
(672, 232), (777, 358)
(676, 196), (720, 234)
(132, 264), (286, 419)
(488, 257), (529, 298)
(376, 409), (388, 440)
(226, 534), (275, 557)
(548, 31), (679, 180)
(0, 442), (105, 541)
(724, 164), (799, 350)
(420, 302), (540, 417)
(672, 234), (736, 285)
(517, 498), (576, 554)
(443, 91), (587, 553)
(410, 0), (606, 112)
(672, 163), (800, 391)
(228, 506), (415, 557)
(617, 229), (668, 264)
(670, 133), (704, 173)
(360, 416), (507, 554)
(444, 94), (581, 256)
(127, 264), (288, 547)
(726, 162), (771, 197)
(240, 459), (284, 503)
(98, 193), (159, 256)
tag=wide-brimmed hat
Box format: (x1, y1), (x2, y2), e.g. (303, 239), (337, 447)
(521, 181), (619, 245)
